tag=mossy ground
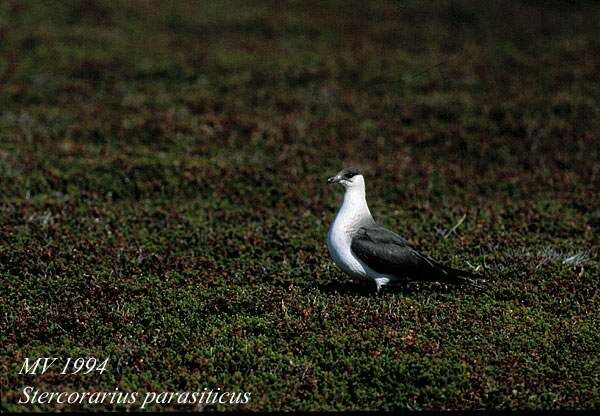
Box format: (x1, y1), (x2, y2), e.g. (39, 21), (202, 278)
(1, 0), (599, 411)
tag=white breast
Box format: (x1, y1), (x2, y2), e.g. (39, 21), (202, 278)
(327, 217), (367, 279)
(327, 184), (372, 279)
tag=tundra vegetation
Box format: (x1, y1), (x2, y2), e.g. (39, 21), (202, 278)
(1, 0), (599, 411)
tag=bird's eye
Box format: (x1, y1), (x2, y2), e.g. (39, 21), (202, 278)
(344, 173), (354, 179)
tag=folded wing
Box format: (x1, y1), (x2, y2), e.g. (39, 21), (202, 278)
(351, 224), (459, 281)
(351, 224), (484, 287)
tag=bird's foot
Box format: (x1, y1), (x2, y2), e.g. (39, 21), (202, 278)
(374, 278), (391, 296)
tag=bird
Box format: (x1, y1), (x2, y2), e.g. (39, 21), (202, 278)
(326, 167), (484, 294)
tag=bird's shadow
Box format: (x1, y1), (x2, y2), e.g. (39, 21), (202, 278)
(317, 280), (426, 296)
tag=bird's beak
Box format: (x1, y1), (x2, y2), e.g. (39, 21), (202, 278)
(327, 175), (340, 184)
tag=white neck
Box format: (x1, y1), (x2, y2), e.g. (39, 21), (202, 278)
(334, 177), (373, 229)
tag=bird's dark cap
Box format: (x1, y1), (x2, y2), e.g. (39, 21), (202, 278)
(341, 167), (362, 177)
(328, 166), (363, 183)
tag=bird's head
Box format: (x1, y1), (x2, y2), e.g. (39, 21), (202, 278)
(327, 167), (365, 190)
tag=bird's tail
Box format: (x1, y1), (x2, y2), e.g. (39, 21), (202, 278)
(438, 263), (487, 289)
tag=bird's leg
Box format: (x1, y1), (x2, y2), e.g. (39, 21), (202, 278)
(374, 277), (390, 295)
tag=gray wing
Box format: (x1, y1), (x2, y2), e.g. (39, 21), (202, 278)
(350, 224), (443, 280)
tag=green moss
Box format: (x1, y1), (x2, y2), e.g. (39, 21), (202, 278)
(1, 0), (599, 411)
